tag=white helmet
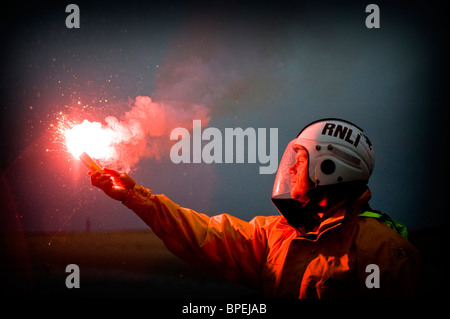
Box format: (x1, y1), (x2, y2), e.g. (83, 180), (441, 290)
(272, 118), (375, 201)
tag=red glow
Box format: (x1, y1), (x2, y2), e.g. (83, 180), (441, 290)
(54, 96), (210, 172)
(63, 119), (116, 161)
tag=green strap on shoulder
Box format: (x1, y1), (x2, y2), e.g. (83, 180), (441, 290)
(359, 211), (409, 240)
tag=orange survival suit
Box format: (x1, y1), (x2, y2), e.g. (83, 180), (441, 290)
(123, 185), (422, 299)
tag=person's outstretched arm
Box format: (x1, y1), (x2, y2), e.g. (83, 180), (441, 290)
(90, 168), (270, 288)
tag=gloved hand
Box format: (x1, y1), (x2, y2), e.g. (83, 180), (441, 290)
(90, 168), (136, 202)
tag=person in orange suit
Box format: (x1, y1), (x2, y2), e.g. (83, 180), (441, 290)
(90, 118), (422, 298)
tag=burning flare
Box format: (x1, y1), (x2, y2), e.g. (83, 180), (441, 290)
(62, 119), (116, 172)
(64, 119), (116, 160)
(79, 152), (104, 173)
(59, 96), (210, 171)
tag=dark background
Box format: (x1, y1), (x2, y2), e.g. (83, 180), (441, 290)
(1, 0), (448, 301)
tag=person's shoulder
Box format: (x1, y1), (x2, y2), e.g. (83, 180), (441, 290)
(355, 215), (419, 258)
(249, 215), (298, 241)
(248, 215), (290, 234)
(356, 215), (408, 243)
(249, 215), (283, 227)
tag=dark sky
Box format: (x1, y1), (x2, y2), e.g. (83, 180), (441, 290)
(1, 0), (448, 233)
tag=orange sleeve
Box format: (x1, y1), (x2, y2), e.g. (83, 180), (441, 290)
(122, 185), (270, 288)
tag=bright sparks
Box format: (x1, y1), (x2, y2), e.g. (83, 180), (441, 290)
(63, 120), (116, 160)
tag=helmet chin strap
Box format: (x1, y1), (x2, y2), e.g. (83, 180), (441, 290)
(292, 192), (311, 207)
(305, 182), (367, 211)
(271, 195), (321, 229)
(273, 181), (368, 229)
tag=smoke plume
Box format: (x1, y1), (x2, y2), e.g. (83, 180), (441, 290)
(88, 15), (281, 171)
(98, 96), (209, 171)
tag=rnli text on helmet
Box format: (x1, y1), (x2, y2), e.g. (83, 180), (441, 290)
(321, 123), (361, 148)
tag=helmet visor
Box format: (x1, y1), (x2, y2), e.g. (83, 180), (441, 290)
(271, 138), (319, 227)
(272, 139), (315, 200)
(272, 139), (296, 199)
